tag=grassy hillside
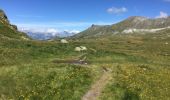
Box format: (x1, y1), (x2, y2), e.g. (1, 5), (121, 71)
(0, 9), (170, 99)
(0, 22), (29, 39)
(0, 10), (29, 40)
(72, 16), (170, 39)
(1, 29), (170, 99)
(0, 38), (99, 99)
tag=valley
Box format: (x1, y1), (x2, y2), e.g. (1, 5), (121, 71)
(0, 9), (170, 100)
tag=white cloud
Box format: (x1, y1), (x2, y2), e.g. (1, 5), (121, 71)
(156, 11), (169, 18)
(15, 21), (113, 37)
(19, 27), (81, 36)
(19, 27), (60, 35)
(107, 7), (128, 14)
(70, 30), (80, 34)
(14, 21), (113, 33)
(64, 30), (80, 34)
(164, 0), (170, 2)
(46, 28), (58, 33)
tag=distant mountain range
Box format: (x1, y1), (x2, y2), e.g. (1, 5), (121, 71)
(1, 8), (170, 40)
(72, 16), (170, 38)
(20, 28), (79, 40)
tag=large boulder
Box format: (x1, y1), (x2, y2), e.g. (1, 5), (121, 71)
(75, 47), (82, 52)
(80, 46), (87, 51)
(74, 46), (87, 52)
(61, 39), (68, 43)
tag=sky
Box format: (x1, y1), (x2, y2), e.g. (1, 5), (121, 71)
(0, 0), (170, 33)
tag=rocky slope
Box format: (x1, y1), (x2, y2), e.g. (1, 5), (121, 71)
(72, 16), (170, 38)
(0, 9), (29, 40)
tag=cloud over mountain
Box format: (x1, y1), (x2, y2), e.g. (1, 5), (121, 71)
(107, 7), (128, 14)
(19, 27), (80, 40)
(156, 11), (168, 18)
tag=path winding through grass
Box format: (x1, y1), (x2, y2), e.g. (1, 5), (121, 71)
(82, 70), (112, 100)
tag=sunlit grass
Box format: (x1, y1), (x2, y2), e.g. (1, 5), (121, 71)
(0, 63), (95, 100)
(100, 63), (170, 100)
(0, 31), (170, 99)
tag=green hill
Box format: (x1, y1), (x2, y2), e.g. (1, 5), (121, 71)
(72, 16), (170, 38)
(0, 9), (29, 40)
(0, 10), (170, 100)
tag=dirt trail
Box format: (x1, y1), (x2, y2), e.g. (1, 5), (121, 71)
(82, 71), (112, 100)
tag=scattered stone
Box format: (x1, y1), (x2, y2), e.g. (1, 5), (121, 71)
(74, 46), (87, 52)
(165, 42), (168, 45)
(75, 47), (82, 52)
(80, 46), (87, 51)
(61, 39), (68, 44)
(143, 68), (147, 71)
(21, 36), (29, 40)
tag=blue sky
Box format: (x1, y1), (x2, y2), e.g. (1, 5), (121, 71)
(0, 0), (170, 32)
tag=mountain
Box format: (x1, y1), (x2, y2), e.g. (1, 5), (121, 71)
(0, 9), (29, 40)
(25, 32), (56, 40)
(72, 16), (170, 38)
(112, 16), (170, 30)
(20, 28), (78, 40)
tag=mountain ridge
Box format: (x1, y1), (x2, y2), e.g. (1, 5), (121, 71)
(72, 16), (170, 38)
(20, 29), (78, 40)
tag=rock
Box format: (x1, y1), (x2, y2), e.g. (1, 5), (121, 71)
(75, 47), (82, 52)
(10, 25), (18, 30)
(0, 9), (9, 23)
(21, 36), (29, 40)
(80, 46), (87, 51)
(74, 46), (87, 52)
(61, 39), (68, 43)
(165, 42), (168, 45)
(0, 9), (8, 19)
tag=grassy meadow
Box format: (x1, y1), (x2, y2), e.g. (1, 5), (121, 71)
(0, 30), (170, 99)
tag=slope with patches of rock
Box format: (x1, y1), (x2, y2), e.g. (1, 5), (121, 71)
(0, 9), (29, 40)
(72, 16), (170, 38)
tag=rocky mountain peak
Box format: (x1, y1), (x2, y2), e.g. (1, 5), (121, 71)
(73, 15), (170, 38)
(0, 9), (29, 40)
(0, 9), (7, 18)
(0, 9), (9, 22)
(0, 9), (18, 30)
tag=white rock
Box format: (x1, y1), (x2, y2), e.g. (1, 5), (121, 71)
(165, 42), (168, 45)
(61, 39), (68, 44)
(80, 46), (87, 51)
(122, 29), (134, 34)
(75, 47), (81, 52)
(21, 36), (29, 40)
(122, 26), (170, 34)
(74, 46), (88, 52)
